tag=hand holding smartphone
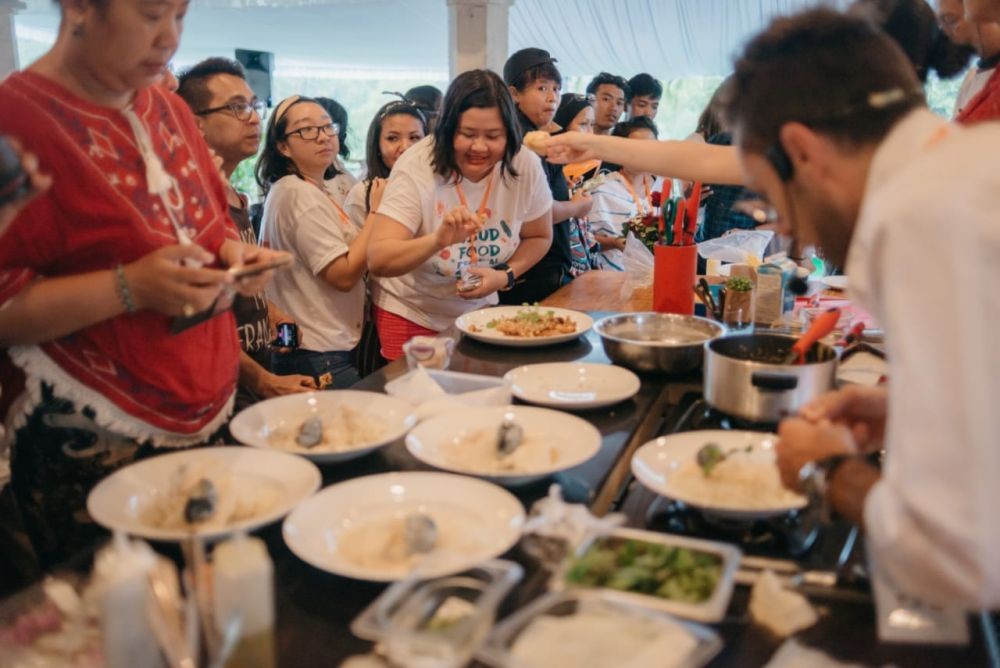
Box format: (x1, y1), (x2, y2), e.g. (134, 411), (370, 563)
(227, 251), (293, 280)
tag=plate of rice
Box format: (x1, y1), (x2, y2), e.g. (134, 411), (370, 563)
(630, 430), (807, 520)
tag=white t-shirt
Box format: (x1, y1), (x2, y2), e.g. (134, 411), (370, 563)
(847, 109), (1000, 608)
(587, 172), (658, 271)
(259, 174), (364, 352)
(326, 167), (358, 206)
(344, 178), (370, 231)
(373, 136), (552, 331)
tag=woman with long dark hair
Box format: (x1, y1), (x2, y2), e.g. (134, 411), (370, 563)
(367, 70), (553, 361)
(256, 96), (374, 387)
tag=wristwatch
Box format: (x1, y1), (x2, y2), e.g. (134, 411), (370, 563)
(495, 263), (515, 291)
(798, 454), (851, 522)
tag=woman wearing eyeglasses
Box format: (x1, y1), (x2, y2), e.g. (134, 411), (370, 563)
(367, 70), (553, 361)
(0, 0), (282, 569)
(257, 96), (373, 388)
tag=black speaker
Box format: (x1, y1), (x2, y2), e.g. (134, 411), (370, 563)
(235, 49), (274, 107)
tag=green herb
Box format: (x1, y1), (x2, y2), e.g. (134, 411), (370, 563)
(725, 276), (754, 292)
(565, 538), (721, 604)
(696, 442), (726, 477)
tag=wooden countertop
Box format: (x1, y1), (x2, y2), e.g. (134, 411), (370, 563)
(541, 270), (653, 312)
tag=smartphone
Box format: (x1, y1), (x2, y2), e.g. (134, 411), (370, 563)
(275, 322), (298, 349)
(0, 136), (30, 207)
(228, 252), (293, 280)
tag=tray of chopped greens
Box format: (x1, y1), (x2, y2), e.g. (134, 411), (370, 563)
(550, 528), (741, 622)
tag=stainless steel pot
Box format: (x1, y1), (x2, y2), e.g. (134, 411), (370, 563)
(704, 333), (837, 423)
(595, 313), (725, 374)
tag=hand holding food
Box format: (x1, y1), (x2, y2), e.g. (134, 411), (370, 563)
(542, 131), (599, 165)
(775, 417), (857, 491)
(456, 265), (506, 299)
(435, 205), (483, 248)
(523, 130), (551, 157)
(797, 386), (888, 453)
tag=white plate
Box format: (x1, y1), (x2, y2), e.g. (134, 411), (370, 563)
(455, 306), (592, 347)
(631, 430), (807, 520)
(87, 447), (321, 542)
(405, 406), (602, 485)
(821, 275), (849, 290)
(229, 390), (416, 463)
(282, 472), (525, 581)
(504, 363), (640, 410)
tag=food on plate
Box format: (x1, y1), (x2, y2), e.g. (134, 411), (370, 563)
(337, 508), (489, 574)
(522, 130), (550, 156)
(565, 537), (721, 604)
(271, 405), (387, 453)
(510, 602), (699, 668)
(296, 415), (324, 448)
(672, 445), (805, 509)
(468, 306), (577, 338)
(143, 460), (279, 531)
(434, 427), (559, 474)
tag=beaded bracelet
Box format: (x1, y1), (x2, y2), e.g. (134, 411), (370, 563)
(114, 264), (136, 314)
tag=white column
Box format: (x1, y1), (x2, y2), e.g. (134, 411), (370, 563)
(0, 1), (24, 79)
(447, 0), (513, 78)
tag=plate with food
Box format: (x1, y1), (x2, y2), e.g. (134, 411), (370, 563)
(455, 305), (592, 347)
(630, 430), (808, 520)
(504, 362), (641, 410)
(405, 406), (602, 485)
(282, 471), (525, 581)
(87, 446), (321, 542)
(550, 528), (740, 623)
(229, 390), (416, 463)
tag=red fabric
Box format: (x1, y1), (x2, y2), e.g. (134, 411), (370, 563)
(372, 305), (438, 361)
(0, 71), (240, 435)
(956, 66), (1000, 124)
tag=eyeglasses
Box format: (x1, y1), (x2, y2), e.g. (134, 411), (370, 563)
(196, 98), (267, 122)
(284, 122), (340, 141)
(566, 93), (596, 103)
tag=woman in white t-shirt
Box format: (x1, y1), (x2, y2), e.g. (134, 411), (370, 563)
(256, 96), (375, 388)
(588, 117), (662, 270)
(367, 70), (553, 361)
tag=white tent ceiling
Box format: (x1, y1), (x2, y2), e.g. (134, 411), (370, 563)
(14, 0), (845, 79)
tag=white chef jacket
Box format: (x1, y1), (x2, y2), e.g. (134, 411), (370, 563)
(846, 109), (1000, 609)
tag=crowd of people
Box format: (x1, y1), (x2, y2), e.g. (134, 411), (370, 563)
(0, 0), (998, 617)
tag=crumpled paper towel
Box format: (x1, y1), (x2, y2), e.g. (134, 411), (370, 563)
(750, 569), (819, 637)
(384, 366), (511, 421)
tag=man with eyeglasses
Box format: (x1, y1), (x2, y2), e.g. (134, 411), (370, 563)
(586, 73), (630, 135)
(177, 58), (316, 409)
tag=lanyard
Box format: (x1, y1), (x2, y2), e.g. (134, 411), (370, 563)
(308, 178), (353, 229)
(453, 169), (497, 263)
(619, 173), (651, 217)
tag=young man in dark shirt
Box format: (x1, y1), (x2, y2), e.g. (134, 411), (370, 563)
(178, 58), (315, 408)
(501, 48), (593, 303)
(586, 72), (630, 135)
(626, 73), (663, 120)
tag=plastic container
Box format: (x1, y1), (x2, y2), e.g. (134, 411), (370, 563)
(403, 336), (455, 370)
(549, 527), (740, 623)
(351, 560), (523, 668)
(476, 591), (722, 668)
(212, 533), (275, 668)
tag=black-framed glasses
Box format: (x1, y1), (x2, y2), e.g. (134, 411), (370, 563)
(284, 122), (340, 141)
(196, 98), (267, 122)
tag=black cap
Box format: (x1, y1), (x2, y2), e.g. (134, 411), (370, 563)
(503, 48), (557, 85)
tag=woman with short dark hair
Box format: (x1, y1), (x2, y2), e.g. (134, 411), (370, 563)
(367, 70), (553, 361)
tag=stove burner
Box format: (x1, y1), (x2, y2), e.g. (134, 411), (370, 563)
(644, 496), (820, 558)
(677, 397), (779, 433)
